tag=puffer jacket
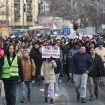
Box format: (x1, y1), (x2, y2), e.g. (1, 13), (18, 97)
(41, 60), (57, 83)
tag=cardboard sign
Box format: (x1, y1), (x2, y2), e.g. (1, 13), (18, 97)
(42, 46), (60, 58)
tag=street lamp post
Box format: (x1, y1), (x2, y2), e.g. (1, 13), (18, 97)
(96, 2), (98, 34)
(90, 1), (98, 34)
(6, 0), (9, 26)
(23, 0), (27, 30)
(23, 0), (25, 29)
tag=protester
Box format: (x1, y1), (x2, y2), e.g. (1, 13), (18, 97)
(88, 47), (105, 101)
(0, 32), (105, 104)
(54, 58), (61, 96)
(41, 58), (57, 104)
(0, 44), (24, 105)
(69, 46), (93, 103)
(30, 41), (43, 85)
(0, 41), (4, 59)
(95, 41), (105, 85)
(21, 48), (36, 103)
(95, 41), (105, 62)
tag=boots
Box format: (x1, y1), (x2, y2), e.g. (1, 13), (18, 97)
(77, 95), (80, 102)
(45, 97), (48, 103)
(27, 96), (31, 102)
(89, 95), (94, 101)
(21, 97), (26, 103)
(81, 98), (86, 103)
(50, 98), (53, 104)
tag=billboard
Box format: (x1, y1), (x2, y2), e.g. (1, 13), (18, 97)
(0, 20), (9, 37)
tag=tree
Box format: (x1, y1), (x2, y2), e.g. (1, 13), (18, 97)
(53, 0), (71, 17)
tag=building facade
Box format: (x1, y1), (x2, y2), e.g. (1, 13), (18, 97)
(8, 0), (38, 29)
(0, 0), (7, 21)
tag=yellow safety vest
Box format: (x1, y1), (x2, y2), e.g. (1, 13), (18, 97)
(2, 56), (19, 78)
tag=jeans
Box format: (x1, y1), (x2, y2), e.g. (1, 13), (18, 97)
(54, 73), (60, 94)
(88, 77), (99, 97)
(73, 73), (88, 98)
(21, 81), (31, 99)
(44, 83), (54, 99)
(3, 80), (17, 105)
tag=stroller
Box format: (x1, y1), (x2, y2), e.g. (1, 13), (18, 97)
(0, 81), (6, 105)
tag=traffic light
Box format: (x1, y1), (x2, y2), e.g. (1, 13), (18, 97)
(73, 23), (78, 31)
(23, 4), (26, 12)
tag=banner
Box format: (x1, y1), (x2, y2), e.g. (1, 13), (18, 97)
(0, 20), (9, 37)
(42, 46), (60, 58)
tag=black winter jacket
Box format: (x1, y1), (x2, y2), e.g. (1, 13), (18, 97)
(89, 54), (105, 77)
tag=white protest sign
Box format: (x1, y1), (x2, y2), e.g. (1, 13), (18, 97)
(42, 46), (60, 58)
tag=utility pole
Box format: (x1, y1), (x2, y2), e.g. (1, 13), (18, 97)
(6, 0), (9, 27)
(23, 0), (25, 29)
(95, 1), (98, 34)
(23, 0), (26, 29)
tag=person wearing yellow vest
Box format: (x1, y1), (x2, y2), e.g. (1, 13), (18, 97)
(0, 44), (24, 105)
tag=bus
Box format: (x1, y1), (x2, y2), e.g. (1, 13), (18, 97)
(28, 26), (51, 36)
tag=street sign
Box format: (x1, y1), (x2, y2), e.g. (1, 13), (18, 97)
(61, 27), (70, 35)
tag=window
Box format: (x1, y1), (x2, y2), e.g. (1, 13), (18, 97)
(14, 4), (20, 11)
(14, 0), (20, 22)
(26, 0), (32, 3)
(14, 17), (20, 22)
(27, 16), (32, 22)
(14, 0), (20, 3)
(27, 4), (32, 11)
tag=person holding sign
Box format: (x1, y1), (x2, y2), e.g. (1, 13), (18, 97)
(41, 58), (57, 104)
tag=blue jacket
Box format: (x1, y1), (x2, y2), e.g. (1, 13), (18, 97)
(69, 52), (93, 74)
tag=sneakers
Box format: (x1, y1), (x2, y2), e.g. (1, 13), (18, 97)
(50, 98), (53, 104)
(45, 97), (53, 104)
(89, 96), (94, 101)
(27, 96), (31, 102)
(21, 97), (31, 103)
(95, 93), (98, 99)
(21, 98), (26, 103)
(81, 98), (86, 103)
(77, 95), (80, 102)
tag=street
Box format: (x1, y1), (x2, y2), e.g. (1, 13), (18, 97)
(17, 82), (105, 105)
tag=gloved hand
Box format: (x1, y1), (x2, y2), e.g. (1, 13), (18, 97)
(41, 76), (44, 81)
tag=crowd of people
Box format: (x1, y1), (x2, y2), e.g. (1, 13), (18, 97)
(0, 33), (105, 105)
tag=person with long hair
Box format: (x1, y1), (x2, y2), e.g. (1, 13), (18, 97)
(0, 44), (24, 105)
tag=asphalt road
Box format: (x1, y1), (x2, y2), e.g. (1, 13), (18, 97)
(17, 82), (105, 105)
